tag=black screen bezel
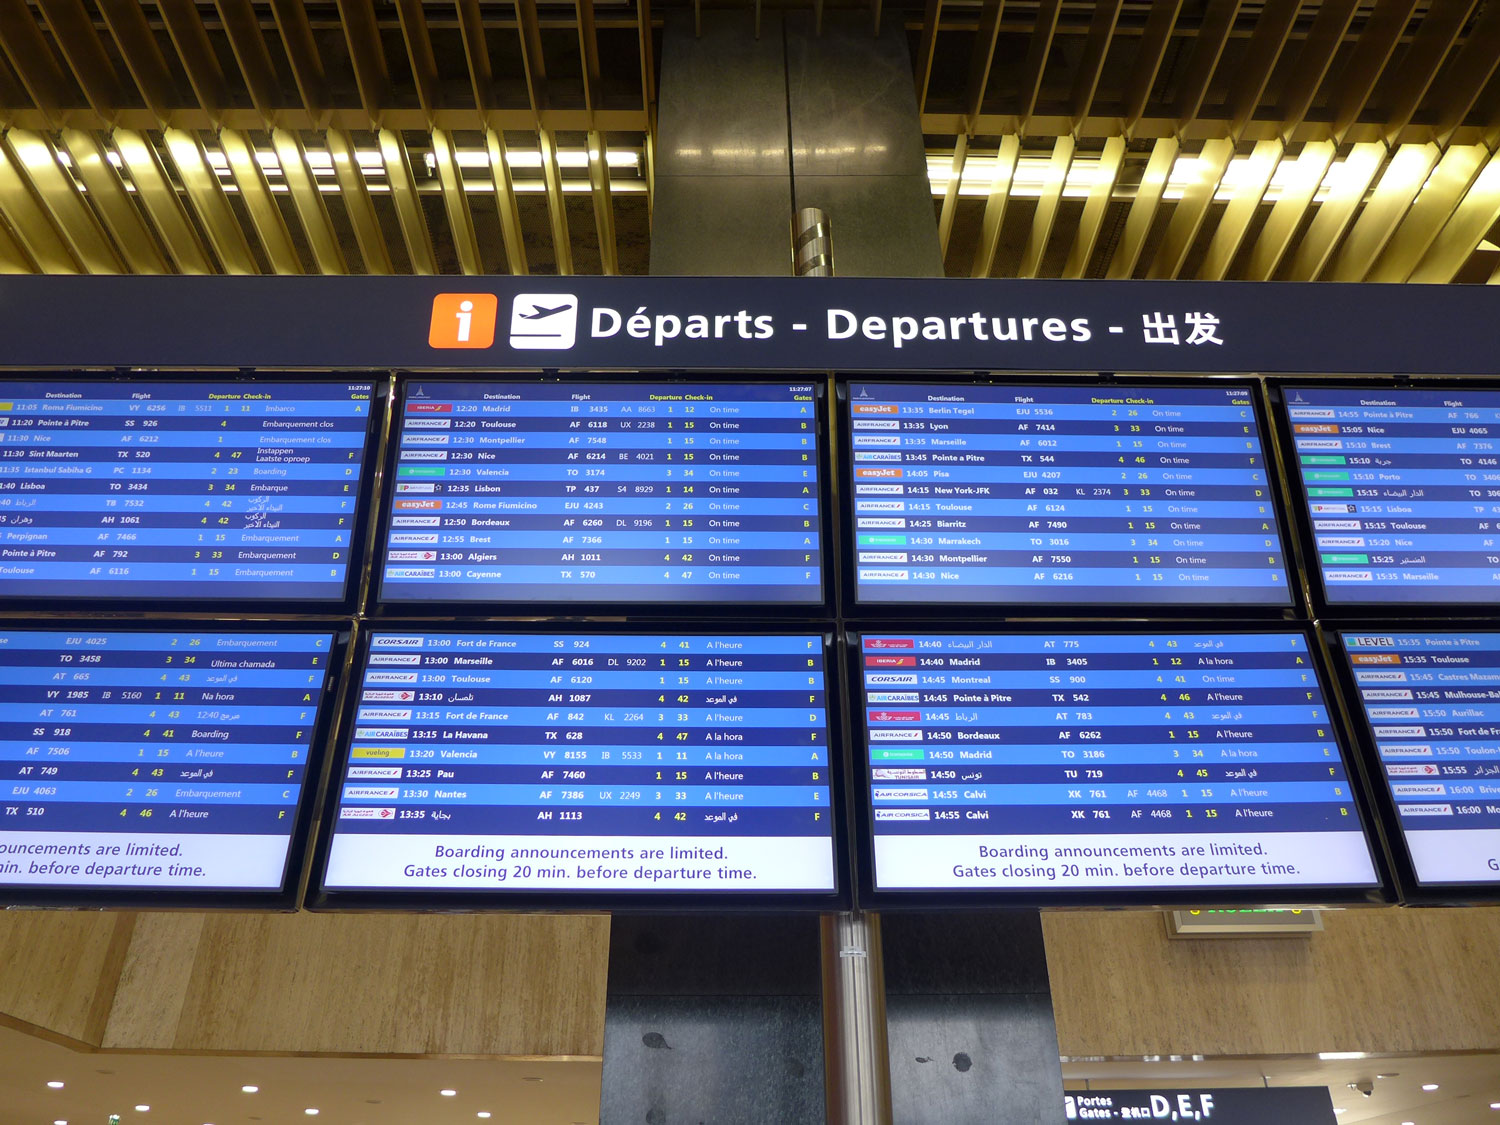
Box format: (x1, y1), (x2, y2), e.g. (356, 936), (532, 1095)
(369, 374), (835, 617)
(1323, 620), (1500, 905)
(306, 621), (853, 912)
(0, 617), (352, 910)
(0, 373), (387, 616)
(835, 374), (1305, 620)
(845, 620), (1394, 910)
(1268, 378), (1500, 620)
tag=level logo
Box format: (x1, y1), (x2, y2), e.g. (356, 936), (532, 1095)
(508, 292), (579, 349)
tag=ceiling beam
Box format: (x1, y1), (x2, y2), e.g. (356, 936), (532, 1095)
(1326, 141), (1441, 281)
(1275, 0), (1359, 137)
(538, 127), (573, 275)
(214, 0), (282, 123)
(577, 0), (603, 118)
(271, 126), (348, 274)
(162, 129), (259, 274)
(1243, 139), (1335, 280)
(1016, 0), (1061, 132)
(36, 0), (126, 122)
(0, 133), (79, 271)
(58, 128), (168, 272)
(111, 127), (216, 273)
(456, 0), (496, 114)
(379, 126), (437, 275)
(395, 0), (441, 120)
(1283, 141), (1387, 280)
(914, 0), (943, 115)
(1377, 0), (1479, 142)
(1329, 0), (1420, 141)
(430, 127), (482, 274)
(485, 127), (528, 275)
(963, 0), (1004, 131)
(1016, 134), (1074, 278)
(1062, 134), (1124, 279)
(588, 128), (618, 275)
(96, 0), (175, 123)
(936, 133), (967, 259)
(1106, 136), (1177, 278)
(0, 0), (73, 122)
(269, 0), (329, 123)
(1171, 0), (1242, 129)
(1120, 1), (1182, 134)
(325, 127), (393, 274)
(336, 0), (393, 125)
(1224, 0), (1299, 140)
(1368, 143), (1487, 283)
(1432, 2), (1500, 142)
(969, 134), (1018, 278)
(1410, 151), (1500, 283)
(1067, 0), (1121, 125)
(0, 128), (120, 272)
(1146, 137), (1234, 279)
(516, 0), (549, 115)
(218, 127), (303, 274)
(1198, 137), (1282, 280)
(156, 0), (232, 123)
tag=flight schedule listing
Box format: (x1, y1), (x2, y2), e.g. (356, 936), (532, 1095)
(848, 382), (1290, 606)
(1285, 385), (1500, 605)
(321, 633), (836, 896)
(0, 630), (333, 893)
(859, 632), (1379, 894)
(378, 382), (824, 605)
(0, 380), (373, 603)
(1339, 632), (1500, 886)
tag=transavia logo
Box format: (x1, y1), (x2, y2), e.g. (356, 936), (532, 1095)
(509, 293), (579, 349)
(428, 293), (497, 348)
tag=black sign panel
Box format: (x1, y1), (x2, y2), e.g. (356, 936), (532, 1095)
(1065, 1087), (1336, 1124)
(0, 276), (1496, 374)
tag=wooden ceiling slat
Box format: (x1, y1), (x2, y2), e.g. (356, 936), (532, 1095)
(1329, 0), (1421, 141)
(1225, 0), (1301, 139)
(1146, 137), (1234, 279)
(214, 0), (283, 123)
(324, 127), (393, 274)
(36, 0), (126, 120)
(1326, 141), (1440, 280)
(1105, 135), (1177, 278)
(1199, 137), (1281, 279)
(1410, 151), (1500, 283)
(1017, 0), (1061, 130)
(970, 134), (1018, 278)
(162, 129), (259, 274)
(1369, 142), (1486, 281)
(1016, 134), (1074, 278)
(395, 0), (441, 120)
(58, 127), (169, 272)
(270, 126), (348, 274)
(96, 0), (176, 123)
(964, 0), (1004, 130)
(111, 127), (216, 273)
(538, 126), (573, 275)
(218, 127), (303, 274)
(336, 0), (393, 125)
(485, 127), (528, 274)
(1121, 1), (1183, 133)
(936, 133), (967, 259)
(1244, 138), (1335, 279)
(0, 0), (73, 121)
(1062, 134), (1123, 278)
(1172, 0), (1244, 129)
(1, 128), (120, 272)
(269, 0), (329, 122)
(430, 127), (482, 273)
(1275, 0), (1359, 136)
(378, 126), (437, 274)
(588, 128), (618, 275)
(155, 0), (231, 123)
(1378, 0), (1479, 142)
(1283, 140), (1387, 279)
(1068, 0), (1122, 124)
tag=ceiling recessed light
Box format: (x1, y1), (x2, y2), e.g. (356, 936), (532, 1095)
(136, 1107), (151, 1113)
(1422, 1084), (1439, 1091)
(522, 1076), (543, 1083)
(305, 1110), (319, 1117)
(47, 1081), (65, 1089)
(478, 1115), (492, 1120)
(441, 1089), (458, 1097)
(53, 1120), (67, 1125)
(241, 1086), (259, 1094)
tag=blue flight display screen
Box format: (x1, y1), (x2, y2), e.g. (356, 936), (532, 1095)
(0, 380), (373, 603)
(848, 382), (1290, 606)
(1339, 632), (1500, 887)
(0, 630), (333, 894)
(1285, 385), (1500, 604)
(322, 633), (837, 896)
(859, 632), (1379, 894)
(378, 382), (824, 605)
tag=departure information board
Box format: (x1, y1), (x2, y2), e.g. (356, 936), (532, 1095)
(1338, 631), (1500, 889)
(1284, 385), (1500, 606)
(847, 382), (1291, 607)
(377, 381), (824, 606)
(0, 380), (374, 604)
(858, 631), (1380, 899)
(0, 629), (334, 898)
(319, 632), (837, 902)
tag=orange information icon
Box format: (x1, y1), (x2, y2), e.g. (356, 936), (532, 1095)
(428, 293), (498, 348)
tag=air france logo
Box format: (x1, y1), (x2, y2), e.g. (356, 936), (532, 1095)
(509, 293), (579, 349)
(428, 293), (497, 348)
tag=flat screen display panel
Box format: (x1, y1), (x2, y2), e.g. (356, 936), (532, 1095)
(0, 380), (375, 604)
(377, 381), (825, 606)
(0, 628), (335, 901)
(1337, 631), (1500, 890)
(857, 631), (1381, 901)
(846, 381), (1291, 607)
(318, 632), (838, 904)
(1282, 385), (1500, 606)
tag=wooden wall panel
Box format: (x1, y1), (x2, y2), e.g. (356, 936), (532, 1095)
(103, 912), (610, 1057)
(0, 911), (132, 1046)
(1044, 907), (1500, 1057)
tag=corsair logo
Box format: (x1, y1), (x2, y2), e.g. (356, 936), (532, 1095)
(509, 293), (579, 349)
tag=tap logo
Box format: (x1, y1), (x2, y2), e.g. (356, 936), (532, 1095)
(429, 293), (498, 349)
(509, 292), (579, 349)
